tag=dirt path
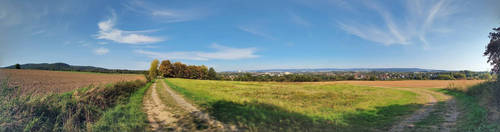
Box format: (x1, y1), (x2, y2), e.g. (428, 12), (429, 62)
(440, 98), (459, 132)
(143, 80), (237, 131)
(388, 88), (440, 132)
(160, 80), (199, 112)
(143, 82), (176, 131)
(387, 87), (459, 132)
(159, 80), (238, 131)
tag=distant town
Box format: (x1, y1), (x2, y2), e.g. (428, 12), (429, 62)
(219, 70), (493, 82)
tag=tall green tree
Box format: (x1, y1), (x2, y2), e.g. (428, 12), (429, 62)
(148, 59), (159, 80)
(208, 67), (217, 80)
(15, 64), (21, 69)
(484, 26), (500, 73)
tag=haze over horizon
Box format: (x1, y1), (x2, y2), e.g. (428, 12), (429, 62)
(1, 0), (499, 71)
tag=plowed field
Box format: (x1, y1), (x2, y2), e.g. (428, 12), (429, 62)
(0, 69), (145, 95)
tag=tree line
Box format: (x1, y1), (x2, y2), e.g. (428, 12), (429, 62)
(147, 59), (217, 81)
(6, 63), (146, 74)
(217, 71), (494, 82)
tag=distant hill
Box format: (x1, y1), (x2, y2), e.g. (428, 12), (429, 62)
(236, 68), (447, 73)
(3, 63), (146, 74)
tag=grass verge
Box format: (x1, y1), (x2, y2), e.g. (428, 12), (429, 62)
(91, 82), (151, 131)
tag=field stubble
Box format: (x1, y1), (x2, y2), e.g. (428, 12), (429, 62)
(0, 69), (145, 95)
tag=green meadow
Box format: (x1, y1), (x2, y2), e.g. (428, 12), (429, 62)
(165, 78), (423, 131)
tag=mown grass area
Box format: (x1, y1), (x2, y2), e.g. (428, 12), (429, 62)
(0, 79), (149, 131)
(165, 78), (422, 131)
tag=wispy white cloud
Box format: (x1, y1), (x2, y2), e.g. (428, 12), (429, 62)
(339, 22), (403, 45)
(93, 47), (109, 55)
(294, 0), (354, 11)
(77, 40), (91, 47)
(338, 0), (456, 46)
(96, 12), (164, 44)
(135, 43), (259, 61)
(238, 26), (276, 40)
(31, 30), (46, 36)
(289, 12), (311, 27)
(124, 0), (207, 23)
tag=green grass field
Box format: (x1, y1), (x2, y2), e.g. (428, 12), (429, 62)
(165, 78), (423, 131)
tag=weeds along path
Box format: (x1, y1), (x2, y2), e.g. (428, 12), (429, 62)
(387, 87), (459, 132)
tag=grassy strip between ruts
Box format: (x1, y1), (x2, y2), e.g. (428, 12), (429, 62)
(91, 82), (152, 131)
(164, 78), (422, 131)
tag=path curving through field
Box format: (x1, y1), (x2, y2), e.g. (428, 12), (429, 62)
(388, 88), (440, 132)
(387, 87), (459, 132)
(339, 82), (461, 132)
(159, 80), (238, 131)
(144, 80), (238, 131)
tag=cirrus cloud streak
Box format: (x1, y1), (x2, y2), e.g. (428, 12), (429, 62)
(134, 43), (259, 61)
(96, 12), (164, 44)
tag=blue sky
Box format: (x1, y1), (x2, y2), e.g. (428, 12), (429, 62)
(1, 0), (499, 71)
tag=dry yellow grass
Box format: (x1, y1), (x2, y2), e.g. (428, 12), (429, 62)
(307, 80), (484, 88)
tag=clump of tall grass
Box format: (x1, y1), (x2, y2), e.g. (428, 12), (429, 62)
(0, 79), (148, 131)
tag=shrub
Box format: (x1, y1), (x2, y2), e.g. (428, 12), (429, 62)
(437, 74), (455, 80)
(453, 73), (466, 80)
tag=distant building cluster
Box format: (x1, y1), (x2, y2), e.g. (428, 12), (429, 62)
(218, 71), (493, 82)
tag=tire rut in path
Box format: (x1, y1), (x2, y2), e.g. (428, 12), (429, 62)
(440, 98), (459, 132)
(159, 80), (239, 131)
(389, 88), (439, 132)
(143, 82), (176, 131)
(388, 87), (460, 132)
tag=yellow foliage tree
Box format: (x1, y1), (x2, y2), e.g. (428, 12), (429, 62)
(148, 59), (159, 80)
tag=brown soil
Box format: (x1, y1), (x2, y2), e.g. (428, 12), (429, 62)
(0, 69), (145, 95)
